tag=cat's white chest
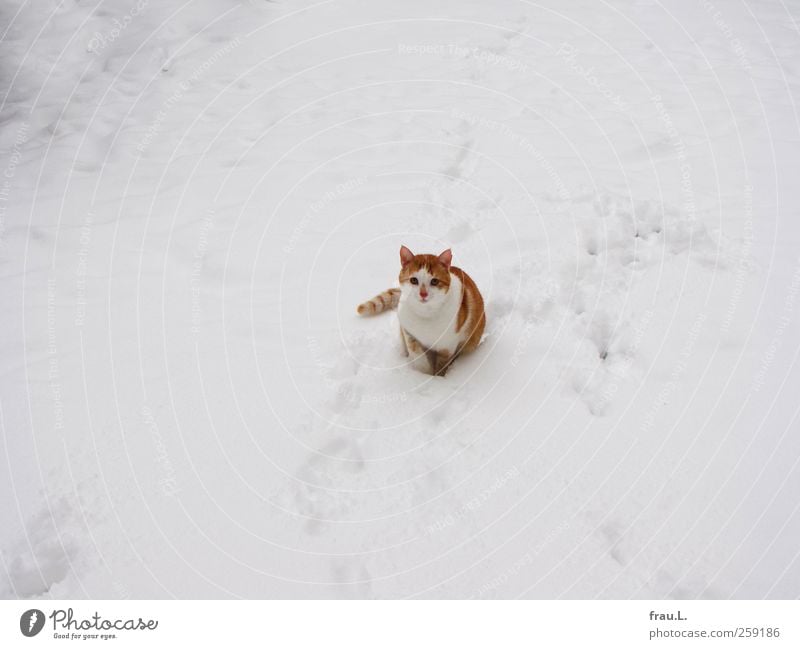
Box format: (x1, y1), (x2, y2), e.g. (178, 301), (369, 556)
(398, 276), (463, 353)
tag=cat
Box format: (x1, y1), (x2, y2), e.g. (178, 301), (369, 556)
(357, 246), (485, 376)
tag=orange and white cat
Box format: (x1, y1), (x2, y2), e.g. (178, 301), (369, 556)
(358, 246), (485, 376)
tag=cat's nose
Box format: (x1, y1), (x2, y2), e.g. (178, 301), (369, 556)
(420, 288), (428, 299)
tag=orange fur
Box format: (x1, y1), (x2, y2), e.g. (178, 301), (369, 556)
(357, 288), (400, 315)
(450, 266), (485, 354)
(357, 246), (485, 376)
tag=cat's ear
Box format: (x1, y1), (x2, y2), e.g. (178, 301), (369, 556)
(400, 245), (415, 267)
(438, 248), (453, 269)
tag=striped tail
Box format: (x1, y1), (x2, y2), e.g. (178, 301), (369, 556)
(357, 288), (400, 315)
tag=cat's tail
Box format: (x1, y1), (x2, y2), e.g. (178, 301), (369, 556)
(357, 288), (400, 315)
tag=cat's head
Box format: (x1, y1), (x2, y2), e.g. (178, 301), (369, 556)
(398, 245), (453, 311)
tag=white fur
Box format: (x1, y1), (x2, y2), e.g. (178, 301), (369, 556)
(398, 270), (464, 355)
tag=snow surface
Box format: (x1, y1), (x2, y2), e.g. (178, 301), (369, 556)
(1, 0), (799, 598)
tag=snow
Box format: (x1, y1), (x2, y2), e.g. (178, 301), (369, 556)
(1, 0), (799, 598)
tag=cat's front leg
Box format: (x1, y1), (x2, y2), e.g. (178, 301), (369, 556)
(427, 348), (456, 377)
(431, 346), (463, 377)
(399, 325), (409, 357)
(403, 330), (429, 372)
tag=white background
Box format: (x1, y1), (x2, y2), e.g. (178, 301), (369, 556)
(1, 600), (799, 648)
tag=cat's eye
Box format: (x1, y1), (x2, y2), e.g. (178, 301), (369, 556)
(410, 277), (418, 285)
(430, 279), (439, 286)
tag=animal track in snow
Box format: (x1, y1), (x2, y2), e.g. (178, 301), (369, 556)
(291, 436), (366, 536)
(561, 190), (711, 414)
(1, 501), (78, 598)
